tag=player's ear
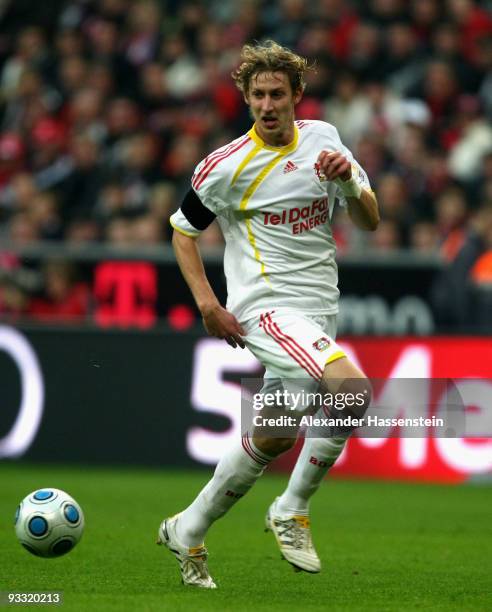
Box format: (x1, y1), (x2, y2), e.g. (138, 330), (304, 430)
(293, 87), (304, 105)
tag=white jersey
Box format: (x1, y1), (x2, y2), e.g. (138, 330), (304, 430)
(170, 120), (371, 323)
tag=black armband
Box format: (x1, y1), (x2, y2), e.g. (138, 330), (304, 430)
(181, 189), (216, 231)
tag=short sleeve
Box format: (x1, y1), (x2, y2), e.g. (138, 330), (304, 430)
(170, 151), (231, 236)
(190, 155), (229, 216)
(170, 208), (201, 237)
(170, 188), (217, 237)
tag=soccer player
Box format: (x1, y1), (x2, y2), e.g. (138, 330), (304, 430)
(159, 40), (379, 588)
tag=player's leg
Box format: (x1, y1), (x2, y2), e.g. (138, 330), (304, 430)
(169, 360), (301, 550)
(158, 312), (304, 587)
(174, 433), (295, 548)
(158, 432), (298, 588)
(276, 356), (370, 517)
(258, 311), (354, 572)
(268, 356), (370, 574)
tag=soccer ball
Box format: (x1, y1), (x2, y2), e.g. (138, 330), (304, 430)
(14, 488), (84, 558)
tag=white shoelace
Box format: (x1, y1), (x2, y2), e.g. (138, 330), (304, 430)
(275, 518), (311, 550)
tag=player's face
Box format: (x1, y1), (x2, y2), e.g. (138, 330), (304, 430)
(245, 71), (302, 146)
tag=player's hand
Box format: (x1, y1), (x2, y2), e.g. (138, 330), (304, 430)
(201, 303), (246, 348)
(317, 150), (351, 181)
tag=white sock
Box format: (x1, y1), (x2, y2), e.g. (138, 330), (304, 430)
(175, 434), (273, 547)
(276, 434), (347, 516)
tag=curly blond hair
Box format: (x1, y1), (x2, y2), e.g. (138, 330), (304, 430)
(231, 40), (311, 95)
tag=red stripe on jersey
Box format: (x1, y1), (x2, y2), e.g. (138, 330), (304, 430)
(191, 139), (241, 189)
(192, 148), (228, 190)
(269, 315), (324, 379)
(193, 136), (251, 191)
(194, 136), (250, 190)
(262, 314), (322, 381)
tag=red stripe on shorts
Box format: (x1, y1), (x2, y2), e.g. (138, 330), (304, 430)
(262, 313), (318, 378)
(262, 313), (322, 381)
(268, 315), (324, 379)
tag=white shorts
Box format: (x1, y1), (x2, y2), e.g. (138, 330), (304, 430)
(243, 309), (346, 388)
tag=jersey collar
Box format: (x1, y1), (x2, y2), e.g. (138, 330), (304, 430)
(248, 124), (299, 153)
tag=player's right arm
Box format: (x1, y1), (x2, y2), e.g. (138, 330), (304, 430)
(170, 189), (246, 349)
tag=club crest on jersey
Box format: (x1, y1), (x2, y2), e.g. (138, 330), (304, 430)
(313, 336), (331, 351)
(314, 162), (327, 182)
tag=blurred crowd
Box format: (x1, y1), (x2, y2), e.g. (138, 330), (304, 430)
(1, 0), (492, 324)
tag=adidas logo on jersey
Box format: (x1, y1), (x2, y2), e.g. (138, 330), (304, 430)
(283, 160), (298, 174)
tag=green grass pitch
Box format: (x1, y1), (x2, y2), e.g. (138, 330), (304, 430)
(1, 463), (491, 611)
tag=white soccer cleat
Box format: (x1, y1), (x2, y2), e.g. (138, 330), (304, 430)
(157, 515), (217, 589)
(265, 498), (321, 573)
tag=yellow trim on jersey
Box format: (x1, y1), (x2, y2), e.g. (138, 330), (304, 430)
(325, 350), (346, 366)
(244, 217), (268, 281)
(239, 152), (286, 211)
(169, 217), (199, 238)
(230, 144), (262, 186)
(248, 124), (299, 152)
(239, 134), (300, 282)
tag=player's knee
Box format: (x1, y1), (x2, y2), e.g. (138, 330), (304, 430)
(253, 436), (296, 457)
(339, 377), (372, 419)
(321, 376), (372, 420)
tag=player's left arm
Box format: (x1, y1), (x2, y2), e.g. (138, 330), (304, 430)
(318, 149), (380, 231)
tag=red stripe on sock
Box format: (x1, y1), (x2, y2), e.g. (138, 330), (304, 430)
(242, 434), (269, 466)
(243, 434), (269, 465)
